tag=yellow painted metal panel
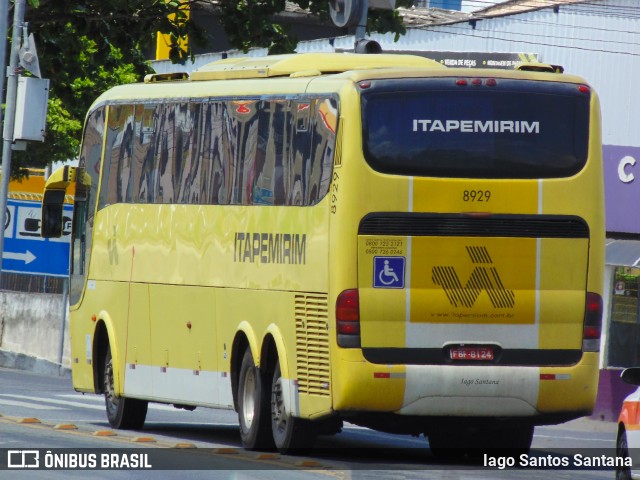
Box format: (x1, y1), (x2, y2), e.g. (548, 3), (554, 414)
(412, 178), (539, 215)
(537, 353), (599, 413)
(148, 284), (217, 372)
(333, 350), (406, 412)
(190, 53), (443, 81)
(538, 238), (589, 350)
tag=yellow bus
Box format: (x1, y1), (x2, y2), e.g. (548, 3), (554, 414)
(42, 53), (604, 455)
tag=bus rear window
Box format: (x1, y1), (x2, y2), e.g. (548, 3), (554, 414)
(361, 78), (590, 179)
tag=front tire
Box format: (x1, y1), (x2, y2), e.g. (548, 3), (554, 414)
(271, 360), (316, 453)
(103, 346), (147, 429)
(237, 349), (273, 449)
(617, 427), (632, 480)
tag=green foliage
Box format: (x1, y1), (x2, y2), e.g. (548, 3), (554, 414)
(218, 1), (298, 54)
(12, 0), (192, 175)
(9, 0), (408, 177)
(218, 0), (409, 54)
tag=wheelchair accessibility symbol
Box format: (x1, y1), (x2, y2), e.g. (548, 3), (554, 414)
(373, 256), (405, 289)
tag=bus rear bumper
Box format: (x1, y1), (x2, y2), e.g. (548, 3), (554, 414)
(332, 350), (598, 421)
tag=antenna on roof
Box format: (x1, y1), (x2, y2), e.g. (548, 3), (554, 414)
(328, 0), (396, 53)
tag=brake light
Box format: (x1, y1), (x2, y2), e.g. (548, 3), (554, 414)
(583, 292), (602, 352)
(336, 289), (360, 348)
(456, 78), (498, 87)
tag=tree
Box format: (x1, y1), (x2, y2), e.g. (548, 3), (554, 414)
(216, 0), (413, 54)
(11, 0), (199, 176)
(8, 0), (409, 176)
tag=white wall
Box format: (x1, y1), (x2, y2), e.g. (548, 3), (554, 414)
(0, 291), (69, 367)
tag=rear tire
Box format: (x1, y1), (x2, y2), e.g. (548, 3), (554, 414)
(483, 425), (534, 456)
(271, 360), (316, 454)
(237, 349), (273, 449)
(429, 424), (533, 459)
(103, 346), (147, 429)
(428, 430), (468, 460)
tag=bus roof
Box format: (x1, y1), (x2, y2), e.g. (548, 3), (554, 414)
(93, 53), (589, 109)
(189, 53), (444, 81)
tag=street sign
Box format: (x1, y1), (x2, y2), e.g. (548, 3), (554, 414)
(2, 198), (72, 277)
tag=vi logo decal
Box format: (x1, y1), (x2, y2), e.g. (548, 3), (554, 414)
(432, 246), (515, 308)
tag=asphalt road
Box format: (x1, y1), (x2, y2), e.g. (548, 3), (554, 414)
(0, 367), (621, 480)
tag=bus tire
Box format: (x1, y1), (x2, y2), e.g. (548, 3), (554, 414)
(271, 359), (316, 454)
(427, 430), (468, 460)
(617, 427), (632, 480)
(482, 425), (534, 456)
(103, 346), (148, 429)
(237, 348), (273, 450)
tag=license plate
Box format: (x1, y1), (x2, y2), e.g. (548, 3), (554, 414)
(449, 346), (494, 361)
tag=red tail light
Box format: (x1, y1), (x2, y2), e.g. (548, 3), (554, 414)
(583, 292), (602, 352)
(336, 289), (360, 348)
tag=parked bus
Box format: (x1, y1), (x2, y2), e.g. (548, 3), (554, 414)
(42, 53), (604, 455)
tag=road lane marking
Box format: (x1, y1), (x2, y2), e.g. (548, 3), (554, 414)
(0, 394), (104, 411)
(534, 433), (614, 443)
(1, 393), (180, 412)
(57, 394), (184, 412)
(0, 398), (65, 410)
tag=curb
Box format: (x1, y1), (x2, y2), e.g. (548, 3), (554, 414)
(0, 349), (71, 378)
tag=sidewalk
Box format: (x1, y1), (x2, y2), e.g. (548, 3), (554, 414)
(0, 348), (71, 378)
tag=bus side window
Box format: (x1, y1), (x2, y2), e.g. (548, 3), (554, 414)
(100, 105), (135, 209)
(134, 104), (157, 204)
(207, 102), (228, 205)
(174, 102), (199, 204)
(250, 100), (292, 206)
(185, 103), (202, 205)
(308, 97), (338, 205)
(154, 104), (176, 204)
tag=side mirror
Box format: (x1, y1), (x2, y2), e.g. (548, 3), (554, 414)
(41, 189), (65, 238)
(621, 368), (640, 386)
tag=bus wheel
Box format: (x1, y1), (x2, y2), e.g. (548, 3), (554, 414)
(237, 349), (273, 449)
(270, 360), (316, 454)
(103, 346), (147, 429)
(484, 425), (534, 455)
(427, 430), (468, 460)
(617, 427), (632, 480)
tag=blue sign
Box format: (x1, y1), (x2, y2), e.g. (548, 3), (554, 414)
(2, 199), (72, 277)
(373, 256), (405, 289)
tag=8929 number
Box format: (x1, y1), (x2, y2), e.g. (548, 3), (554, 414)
(463, 190), (491, 202)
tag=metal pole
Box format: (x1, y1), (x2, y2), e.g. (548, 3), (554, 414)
(0, 0), (26, 289)
(0, 0), (9, 153)
(354, 0), (369, 44)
